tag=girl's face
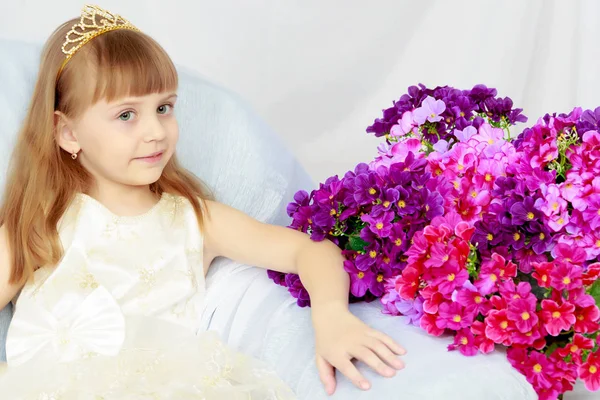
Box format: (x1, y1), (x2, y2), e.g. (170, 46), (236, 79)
(57, 91), (179, 190)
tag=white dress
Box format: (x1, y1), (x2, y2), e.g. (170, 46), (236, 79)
(0, 192), (295, 399)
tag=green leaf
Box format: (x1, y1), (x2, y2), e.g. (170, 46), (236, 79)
(589, 280), (600, 308)
(348, 236), (370, 252)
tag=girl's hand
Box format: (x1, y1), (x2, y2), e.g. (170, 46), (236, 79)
(312, 305), (406, 395)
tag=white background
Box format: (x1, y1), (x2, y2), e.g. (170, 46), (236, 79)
(1, 0), (599, 182)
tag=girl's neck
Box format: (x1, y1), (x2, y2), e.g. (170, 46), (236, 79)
(85, 183), (160, 218)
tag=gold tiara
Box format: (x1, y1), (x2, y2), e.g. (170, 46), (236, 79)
(56, 4), (140, 80)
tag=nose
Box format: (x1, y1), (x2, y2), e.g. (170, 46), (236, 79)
(143, 115), (167, 142)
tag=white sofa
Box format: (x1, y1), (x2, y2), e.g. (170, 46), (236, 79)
(0, 39), (538, 399)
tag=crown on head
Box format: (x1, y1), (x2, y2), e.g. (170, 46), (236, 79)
(57, 5), (140, 79)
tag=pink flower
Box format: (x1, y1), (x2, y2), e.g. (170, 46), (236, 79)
(455, 282), (491, 316)
(448, 328), (478, 356)
(436, 301), (476, 331)
(549, 262), (583, 291)
(507, 298), (539, 333)
(549, 351), (578, 394)
(557, 334), (594, 362)
(532, 261), (554, 288)
(471, 321), (495, 354)
(431, 266), (468, 295)
(524, 351), (555, 392)
(537, 183), (568, 217)
(390, 111), (415, 137)
(424, 241), (455, 269)
(454, 126), (477, 143)
(511, 324), (544, 348)
(485, 309), (513, 345)
(582, 193), (600, 230)
(582, 262), (600, 286)
(540, 299), (576, 336)
(551, 242), (587, 266)
(394, 267), (421, 300)
(420, 313), (444, 337)
(498, 280), (536, 306)
(474, 253), (509, 295)
(413, 96), (446, 125)
(574, 304), (600, 334)
(579, 351), (600, 392)
(421, 286), (445, 314)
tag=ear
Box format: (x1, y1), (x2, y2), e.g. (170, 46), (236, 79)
(54, 111), (79, 155)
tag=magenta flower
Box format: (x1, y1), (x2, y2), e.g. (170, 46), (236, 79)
(420, 285), (445, 314)
(582, 193), (600, 230)
(436, 301), (476, 331)
(579, 351), (600, 392)
(540, 300), (576, 336)
(413, 96), (446, 125)
(471, 320), (495, 354)
(420, 313), (444, 337)
(455, 282), (491, 316)
(485, 309), (514, 345)
(524, 351), (555, 392)
(448, 328), (478, 356)
(551, 242), (587, 266)
(508, 298), (539, 334)
(432, 266), (468, 296)
(549, 262), (583, 291)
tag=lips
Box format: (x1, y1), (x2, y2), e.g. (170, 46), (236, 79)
(138, 151), (164, 159)
(135, 150), (165, 163)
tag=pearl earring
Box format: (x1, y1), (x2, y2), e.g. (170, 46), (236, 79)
(71, 151), (78, 160)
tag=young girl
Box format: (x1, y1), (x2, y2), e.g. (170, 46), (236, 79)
(0, 5), (406, 398)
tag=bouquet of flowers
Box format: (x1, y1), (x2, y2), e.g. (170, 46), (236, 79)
(267, 84), (600, 399)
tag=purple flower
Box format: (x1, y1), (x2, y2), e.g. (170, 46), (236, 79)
(314, 176), (345, 205)
(381, 279), (401, 316)
(510, 197), (540, 226)
(394, 186), (418, 216)
(356, 242), (381, 271)
(362, 211), (395, 238)
(372, 188), (400, 216)
(524, 221), (553, 254)
(413, 96), (446, 125)
(285, 274), (311, 307)
(578, 106), (600, 134)
(344, 260), (376, 298)
(267, 270), (287, 286)
(287, 190), (310, 217)
(415, 188), (445, 221)
(469, 84), (497, 105)
(472, 216), (503, 248)
(369, 266), (391, 297)
(354, 172), (381, 205)
(394, 296), (425, 326)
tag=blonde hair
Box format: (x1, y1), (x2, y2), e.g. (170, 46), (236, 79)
(1, 17), (211, 285)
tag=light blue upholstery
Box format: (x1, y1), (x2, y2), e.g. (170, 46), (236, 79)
(0, 302), (11, 362)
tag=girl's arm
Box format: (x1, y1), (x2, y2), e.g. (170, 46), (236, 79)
(203, 200), (406, 394)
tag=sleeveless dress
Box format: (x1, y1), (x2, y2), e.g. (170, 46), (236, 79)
(0, 192), (295, 399)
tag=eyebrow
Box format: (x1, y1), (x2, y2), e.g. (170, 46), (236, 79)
(110, 93), (178, 109)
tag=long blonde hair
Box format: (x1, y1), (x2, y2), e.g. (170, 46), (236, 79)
(1, 18), (211, 285)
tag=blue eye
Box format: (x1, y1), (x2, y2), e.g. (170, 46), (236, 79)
(157, 104), (172, 114)
(119, 111), (133, 121)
